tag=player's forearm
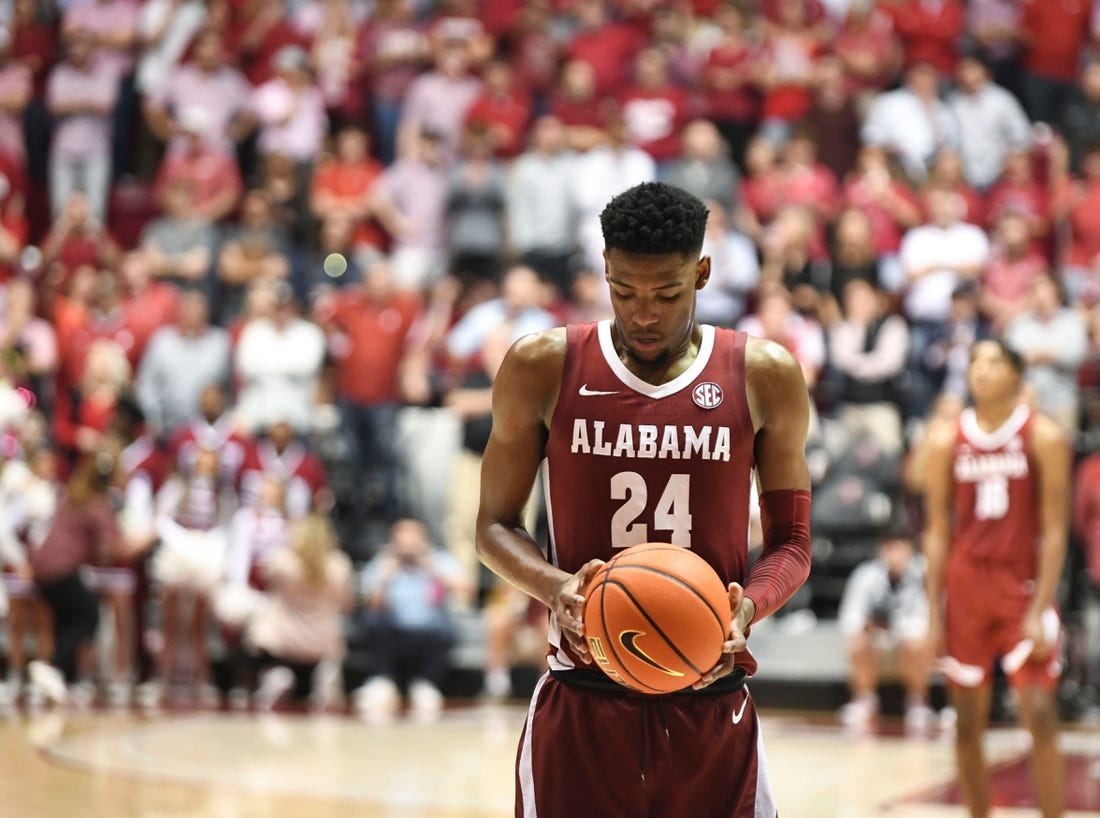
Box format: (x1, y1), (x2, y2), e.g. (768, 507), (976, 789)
(477, 520), (570, 609)
(923, 531), (949, 615)
(1029, 532), (1067, 615)
(742, 489), (812, 622)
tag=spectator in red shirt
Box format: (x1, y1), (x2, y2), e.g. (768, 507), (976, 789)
(313, 256), (421, 535)
(40, 192), (121, 297)
(833, 0), (902, 99)
(802, 54), (863, 182)
(152, 112), (244, 224)
(617, 46), (693, 164)
(700, 1), (760, 169)
(985, 148), (1052, 251)
(118, 250), (179, 367)
(778, 128), (840, 253)
(757, 0), (827, 141)
(563, 0), (646, 97)
(359, 0), (431, 166)
(1019, 0), (1094, 125)
(309, 124), (386, 252)
(978, 208), (1050, 333)
(547, 58), (611, 153)
(465, 58), (532, 159)
(225, 0), (309, 88)
(1056, 143), (1100, 306)
(739, 134), (786, 244)
(53, 337), (130, 467)
(0, 152), (28, 284)
(924, 147), (986, 226)
(843, 144), (923, 259)
(880, 0), (965, 75)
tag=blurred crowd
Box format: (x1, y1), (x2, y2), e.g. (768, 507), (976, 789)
(0, 0), (1099, 718)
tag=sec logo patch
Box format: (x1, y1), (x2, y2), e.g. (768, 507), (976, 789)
(692, 381), (723, 409)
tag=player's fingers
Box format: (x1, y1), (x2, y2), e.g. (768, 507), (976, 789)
(727, 582), (744, 609)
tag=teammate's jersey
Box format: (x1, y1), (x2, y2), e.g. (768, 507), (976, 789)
(951, 404), (1039, 569)
(543, 320), (756, 670)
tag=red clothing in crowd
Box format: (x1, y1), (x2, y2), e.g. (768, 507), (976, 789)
(565, 19), (647, 96)
(618, 84), (693, 161)
(465, 87), (533, 158)
(121, 283), (180, 365)
(843, 176), (922, 254)
(153, 145), (244, 217)
(1020, 0), (1093, 82)
(700, 39), (758, 125)
(1061, 178), (1100, 268)
(1073, 453), (1100, 587)
(981, 248), (1048, 313)
(240, 440), (327, 518)
(51, 387), (116, 458)
(30, 492), (118, 584)
(169, 415), (253, 488)
(320, 289), (422, 405)
(883, 0), (965, 74)
(310, 156), (387, 249)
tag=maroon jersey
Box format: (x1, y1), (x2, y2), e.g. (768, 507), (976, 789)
(951, 405), (1039, 572)
(544, 321), (756, 670)
(169, 416), (251, 488)
(239, 441), (327, 519)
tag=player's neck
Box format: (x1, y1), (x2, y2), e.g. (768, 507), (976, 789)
(973, 398), (1021, 432)
(616, 325), (701, 385)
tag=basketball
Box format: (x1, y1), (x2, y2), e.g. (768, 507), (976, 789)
(582, 543), (732, 695)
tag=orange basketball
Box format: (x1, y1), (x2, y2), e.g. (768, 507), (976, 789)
(582, 543), (732, 695)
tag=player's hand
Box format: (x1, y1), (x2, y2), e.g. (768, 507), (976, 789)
(1022, 609), (1051, 660)
(694, 582), (754, 690)
(551, 558), (605, 665)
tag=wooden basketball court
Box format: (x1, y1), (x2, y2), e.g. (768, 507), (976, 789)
(3, 700), (1098, 817)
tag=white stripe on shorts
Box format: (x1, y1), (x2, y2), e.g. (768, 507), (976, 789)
(754, 691), (778, 818)
(518, 671), (550, 818)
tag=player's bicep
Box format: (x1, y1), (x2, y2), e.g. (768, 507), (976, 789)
(477, 336), (558, 529)
(749, 342), (812, 493)
(922, 425), (956, 540)
(1032, 417), (1071, 537)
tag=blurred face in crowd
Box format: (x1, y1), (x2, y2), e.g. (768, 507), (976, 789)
(681, 119), (722, 161)
(778, 0), (807, 27)
(119, 251), (152, 294)
(193, 31), (225, 73)
(198, 384), (225, 422)
(906, 63), (938, 100)
(955, 57), (988, 95)
(30, 447), (57, 482)
(335, 127), (369, 163)
(841, 278), (881, 325)
(835, 208), (874, 256)
(633, 47), (668, 89)
(363, 257), (395, 301)
(559, 59), (596, 101)
(390, 518), (430, 564)
(178, 289), (210, 334)
(65, 30), (94, 68)
(437, 39), (470, 78)
(1028, 274), (1061, 319)
(530, 115), (565, 155)
(268, 420), (294, 452)
(1002, 149), (1033, 183)
(967, 340), (1022, 406)
(502, 265), (545, 314)
(714, 2), (746, 38)
(745, 136), (778, 175)
(996, 211), (1030, 257)
(880, 537), (915, 581)
(1082, 148), (1100, 180)
(930, 147), (964, 185)
(926, 189), (962, 228)
(241, 191), (273, 227)
(757, 289), (793, 340)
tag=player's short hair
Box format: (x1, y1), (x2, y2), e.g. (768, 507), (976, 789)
(600, 182), (709, 259)
(976, 337), (1025, 375)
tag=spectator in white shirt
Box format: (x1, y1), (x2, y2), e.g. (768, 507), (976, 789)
(946, 53), (1032, 190)
(861, 61), (956, 183)
(234, 282), (325, 434)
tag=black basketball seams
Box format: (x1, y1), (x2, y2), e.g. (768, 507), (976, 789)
(595, 565), (663, 693)
(600, 576), (709, 678)
(606, 562), (728, 635)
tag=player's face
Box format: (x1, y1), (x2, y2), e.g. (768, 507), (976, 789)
(967, 341), (1020, 405)
(604, 249), (708, 365)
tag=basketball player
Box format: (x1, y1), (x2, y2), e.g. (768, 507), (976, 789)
(476, 182), (812, 817)
(922, 338), (1067, 818)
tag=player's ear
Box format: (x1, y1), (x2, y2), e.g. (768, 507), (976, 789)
(695, 256), (711, 290)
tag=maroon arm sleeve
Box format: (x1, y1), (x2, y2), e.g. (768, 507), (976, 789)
(742, 488), (812, 623)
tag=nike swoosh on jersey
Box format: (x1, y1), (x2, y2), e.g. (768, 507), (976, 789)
(619, 630), (684, 677)
(579, 384), (619, 396)
(731, 693), (749, 725)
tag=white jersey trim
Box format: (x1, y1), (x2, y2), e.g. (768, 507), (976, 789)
(959, 404), (1030, 451)
(541, 457), (576, 672)
(753, 693), (777, 818)
(597, 320), (716, 398)
(519, 672), (550, 818)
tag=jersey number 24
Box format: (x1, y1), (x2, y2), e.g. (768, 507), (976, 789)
(611, 471), (692, 548)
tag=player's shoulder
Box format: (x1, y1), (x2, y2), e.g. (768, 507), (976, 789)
(504, 326), (567, 368)
(744, 335), (804, 390)
(1027, 410), (1070, 451)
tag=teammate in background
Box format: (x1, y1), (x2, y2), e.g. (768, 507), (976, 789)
(922, 339), (1067, 818)
(476, 182), (812, 817)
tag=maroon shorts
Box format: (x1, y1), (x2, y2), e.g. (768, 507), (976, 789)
(944, 555), (1062, 690)
(515, 671), (776, 818)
